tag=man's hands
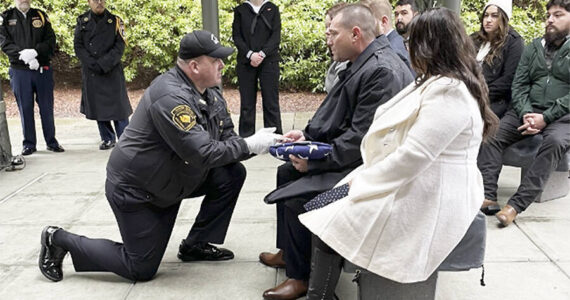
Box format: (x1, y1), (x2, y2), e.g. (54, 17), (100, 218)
(282, 130), (305, 142)
(19, 49), (40, 70)
(289, 155), (308, 173)
(19, 49), (38, 64)
(518, 113), (546, 135)
(244, 127), (283, 155)
(28, 59), (39, 70)
(249, 52), (264, 67)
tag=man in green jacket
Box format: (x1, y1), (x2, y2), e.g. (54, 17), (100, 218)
(478, 0), (569, 227)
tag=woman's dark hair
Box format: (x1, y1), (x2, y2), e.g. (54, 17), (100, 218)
(473, 5), (510, 65)
(408, 7), (498, 140)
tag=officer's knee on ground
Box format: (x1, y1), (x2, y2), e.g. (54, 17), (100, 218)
(128, 261), (160, 282)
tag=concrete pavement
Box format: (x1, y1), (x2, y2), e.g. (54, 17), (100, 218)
(0, 114), (569, 300)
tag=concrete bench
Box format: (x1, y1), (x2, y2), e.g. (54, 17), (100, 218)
(345, 212), (486, 300)
(502, 135), (570, 202)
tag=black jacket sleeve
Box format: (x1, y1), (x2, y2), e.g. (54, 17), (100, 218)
(307, 67), (401, 173)
(0, 11), (22, 59)
(73, 16), (97, 66)
(149, 93), (249, 169)
(261, 5), (280, 57)
(97, 17), (125, 73)
(232, 7), (250, 61)
(34, 10), (55, 58)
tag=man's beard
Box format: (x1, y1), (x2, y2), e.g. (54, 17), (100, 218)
(396, 22), (408, 35)
(544, 25), (569, 46)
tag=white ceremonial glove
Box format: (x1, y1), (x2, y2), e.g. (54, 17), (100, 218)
(18, 49), (38, 63)
(244, 127), (282, 155)
(28, 59), (40, 70)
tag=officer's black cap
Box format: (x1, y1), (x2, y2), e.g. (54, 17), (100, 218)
(178, 30), (234, 59)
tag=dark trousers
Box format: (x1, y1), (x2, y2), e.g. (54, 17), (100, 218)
(97, 120), (129, 143)
(275, 163), (318, 280)
(9, 68), (58, 149)
(54, 162), (246, 281)
(236, 61), (282, 137)
(478, 109), (570, 213)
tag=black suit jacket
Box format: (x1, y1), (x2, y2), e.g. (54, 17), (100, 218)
(265, 36), (414, 203)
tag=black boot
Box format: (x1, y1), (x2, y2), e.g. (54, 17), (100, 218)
(306, 246), (343, 300)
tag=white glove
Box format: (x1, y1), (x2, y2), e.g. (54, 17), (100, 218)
(244, 127), (282, 155)
(28, 59), (40, 70)
(18, 49), (38, 63)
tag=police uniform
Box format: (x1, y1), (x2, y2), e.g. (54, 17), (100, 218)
(232, 1), (282, 137)
(51, 63), (251, 281)
(74, 9), (132, 146)
(0, 7), (60, 152)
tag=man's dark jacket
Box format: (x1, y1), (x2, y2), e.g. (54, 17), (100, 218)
(107, 66), (250, 208)
(511, 37), (569, 123)
(232, 1), (280, 64)
(0, 7), (55, 68)
(265, 36), (413, 203)
(74, 9), (132, 121)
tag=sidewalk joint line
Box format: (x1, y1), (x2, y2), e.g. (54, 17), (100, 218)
(0, 172), (48, 205)
(516, 222), (570, 279)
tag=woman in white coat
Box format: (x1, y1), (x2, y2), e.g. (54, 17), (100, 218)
(299, 8), (499, 299)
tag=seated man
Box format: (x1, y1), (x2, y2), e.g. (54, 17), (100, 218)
(37, 30), (279, 282)
(259, 4), (413, 299)
(478, 0), (569, 227)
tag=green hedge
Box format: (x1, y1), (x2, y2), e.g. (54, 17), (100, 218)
(0, 0), (547, 91)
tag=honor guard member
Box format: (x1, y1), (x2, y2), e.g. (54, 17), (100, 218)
(232, 0), (283, 137)
(37, 30), (281, 282)
(0, 0), (64, 155)
(74, 0), (132, 150)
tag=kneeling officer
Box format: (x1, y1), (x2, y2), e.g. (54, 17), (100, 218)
(37, 30), (280, 282)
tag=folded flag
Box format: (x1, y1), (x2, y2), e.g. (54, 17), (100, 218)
(269, 141), (332, 161)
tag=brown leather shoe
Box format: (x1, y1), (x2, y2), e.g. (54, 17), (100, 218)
(263, 279), (308, 300)
(259, 249), (286, 268)
(496, 205), (518, 227)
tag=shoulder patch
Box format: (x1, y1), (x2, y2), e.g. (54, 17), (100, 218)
(115, 16), (127, 45)
(171, 105), (196, 131)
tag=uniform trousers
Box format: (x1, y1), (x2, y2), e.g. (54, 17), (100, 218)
(8, 68), (58, 149)
(53, 162), (246, 281)
(236, 60), (282, 137)
(97, 120), (129, 143)
(275, 163), (319, 280)
(478, 109), (570, 212)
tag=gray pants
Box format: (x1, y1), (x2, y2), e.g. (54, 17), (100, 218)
(477, 109), (569, 213)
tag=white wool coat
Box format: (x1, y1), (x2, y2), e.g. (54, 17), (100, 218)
(299, 76), (485, 283)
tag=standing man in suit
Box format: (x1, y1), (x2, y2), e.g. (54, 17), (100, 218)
(0, 0), (64, 155)
(232, 0), (282, 137)
(74, 0), (132, 150)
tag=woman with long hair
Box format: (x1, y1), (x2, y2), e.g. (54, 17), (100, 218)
(298, 7), (499, 299)
(471, 0), (524, 119)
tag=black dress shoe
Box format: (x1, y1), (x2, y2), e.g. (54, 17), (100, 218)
(177, 240), (234, 262)
(480, 199), (500, 216)
(99, 140), (116, 150)
(22, 147), (37, 156)
(39, 226), (68, 282)
(46, 145), (65, 153)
